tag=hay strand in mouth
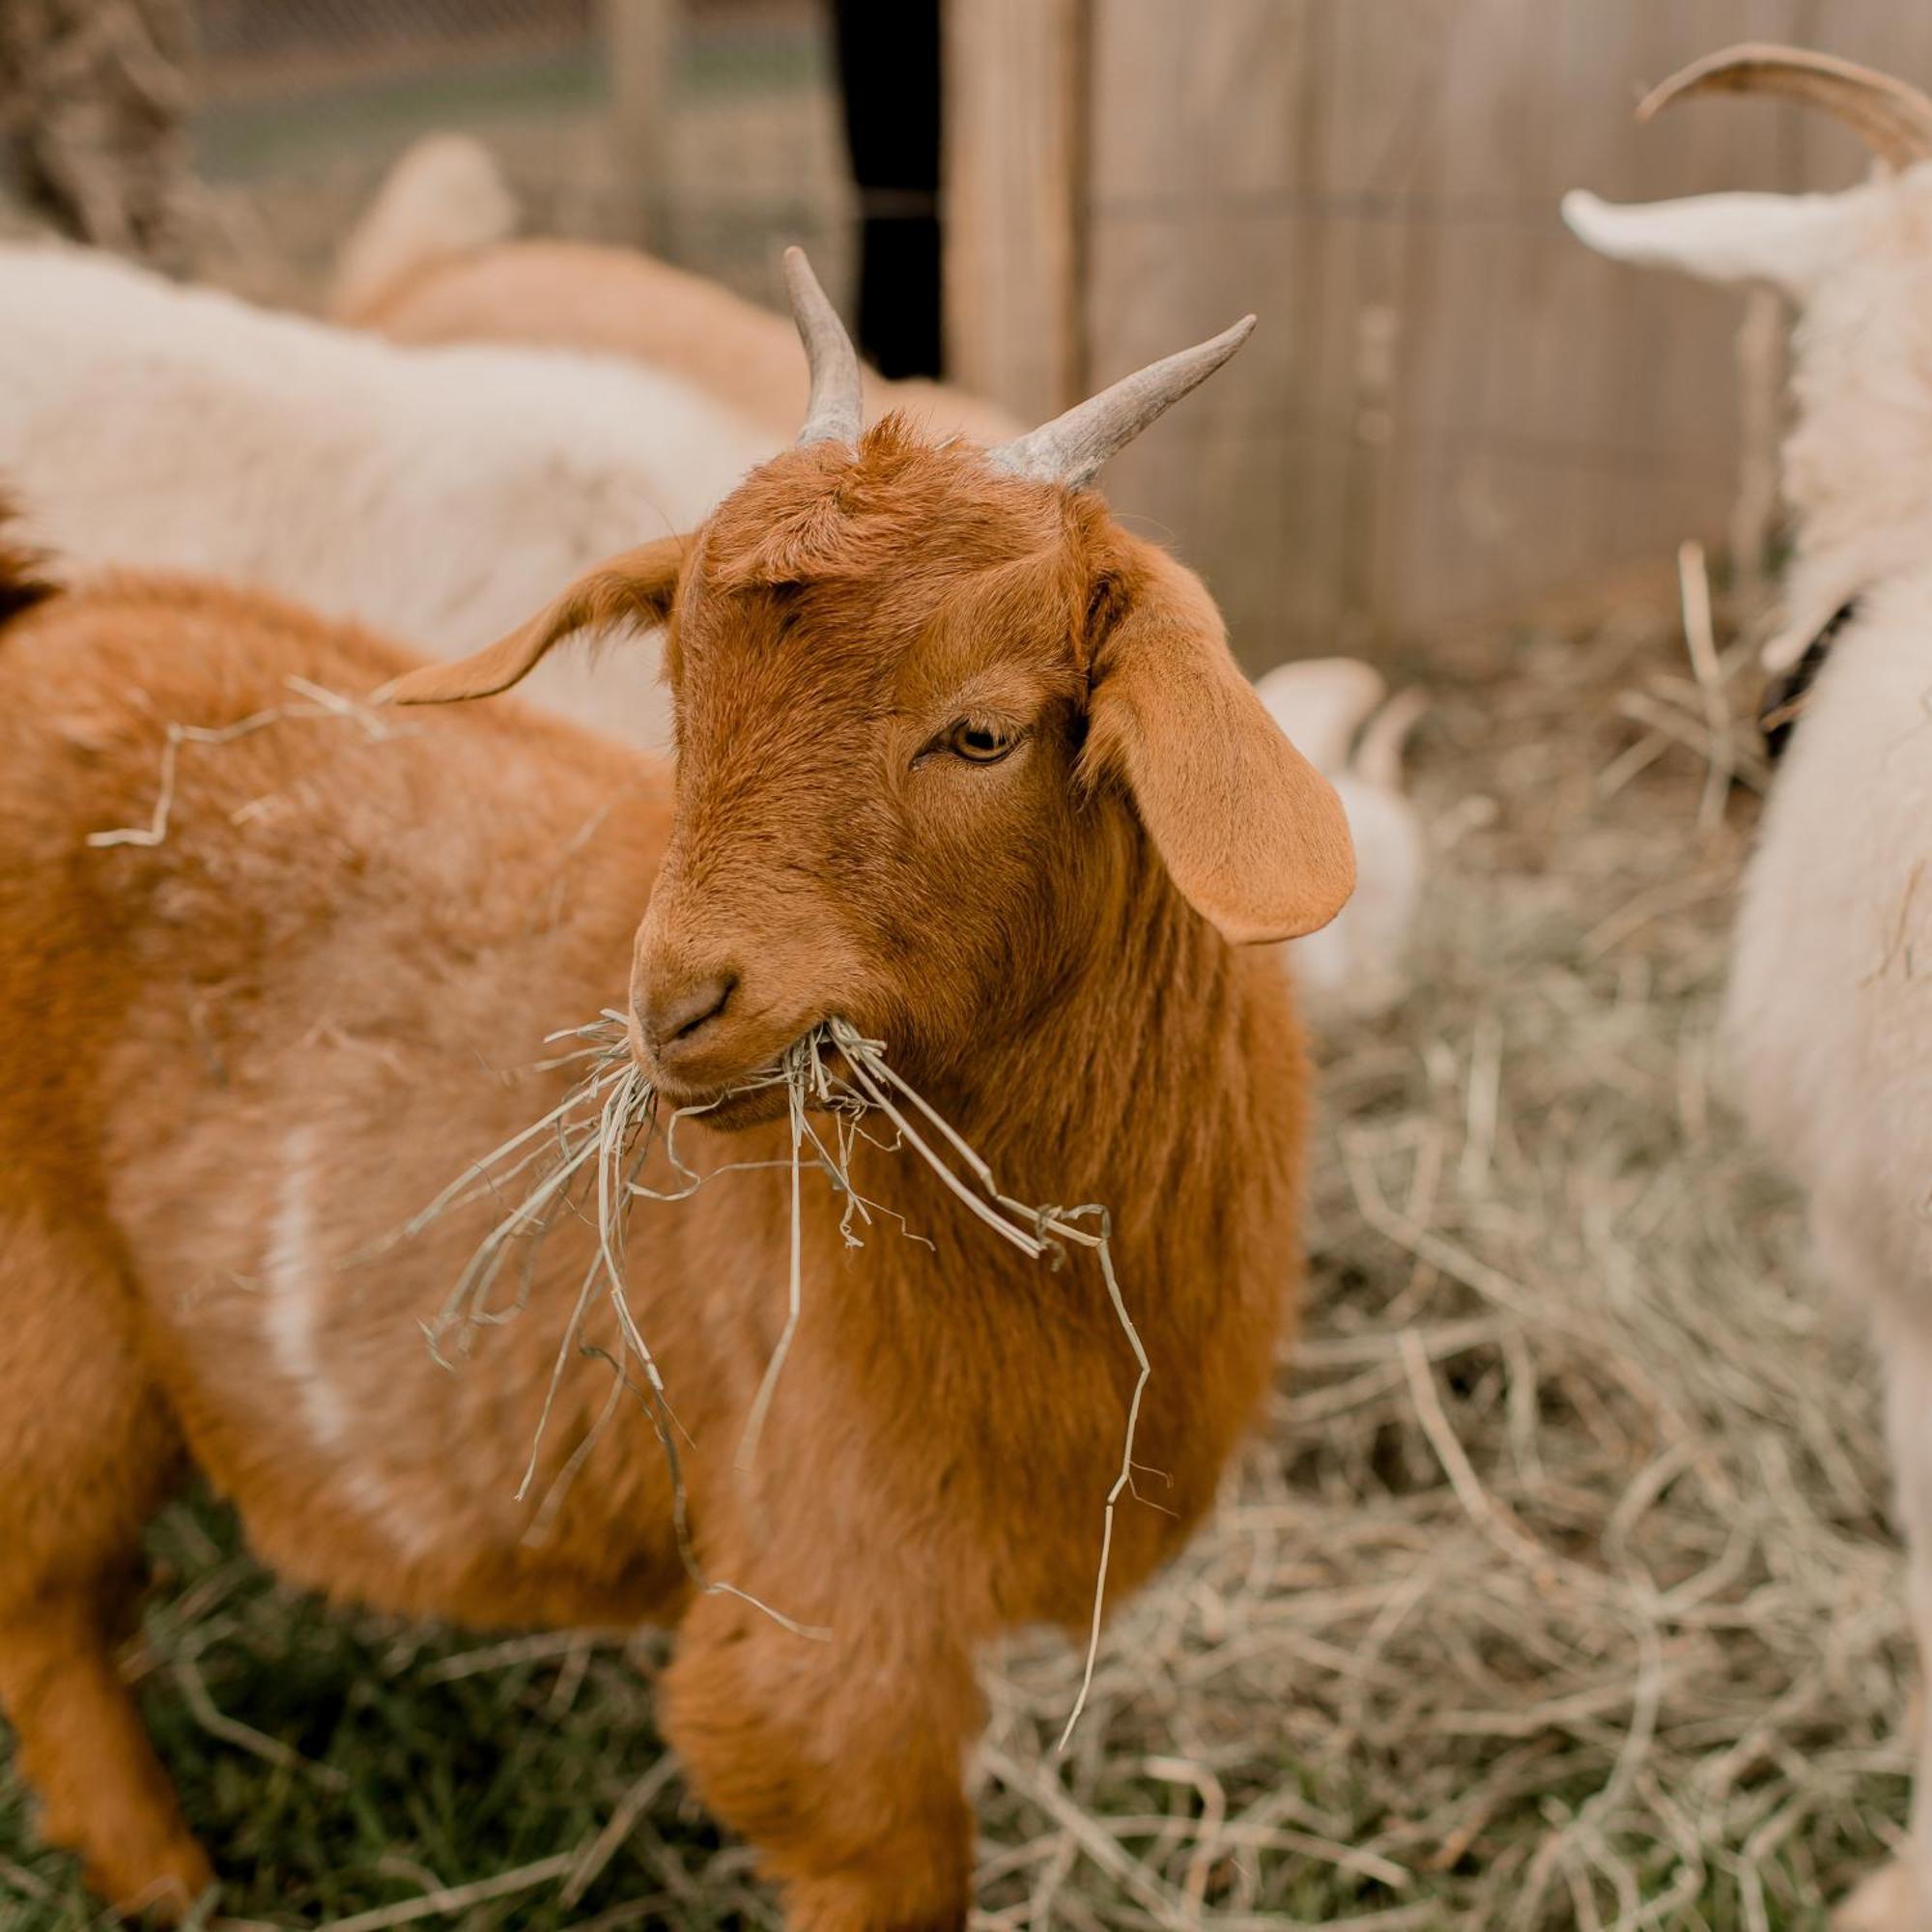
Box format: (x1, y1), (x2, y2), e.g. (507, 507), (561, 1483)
(407, 1013), (827, 1638)
(418, 1013), (1147, 1728)
(733, 1039), (810, 1479)
(823, 1020), (1151, 1750)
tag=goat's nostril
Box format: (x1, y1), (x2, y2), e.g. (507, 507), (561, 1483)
(676, 974), (735, 1040)
(643, 973), (737, 1054)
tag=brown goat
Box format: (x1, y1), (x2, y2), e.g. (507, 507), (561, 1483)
(0, 265), (1351, 1928)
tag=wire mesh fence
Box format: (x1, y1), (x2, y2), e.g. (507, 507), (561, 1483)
(1, 0), (857, 315)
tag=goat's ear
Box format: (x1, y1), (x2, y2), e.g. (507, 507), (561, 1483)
(383, 533), (690, 705)
(1561, 187), (1858, 298)
(1083, 543), (1355, 944)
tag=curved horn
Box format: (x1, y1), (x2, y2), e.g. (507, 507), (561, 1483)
(988, 314), (1257, 489)
(783, 245), (863, 447)
(1639, 43), (1932, 168)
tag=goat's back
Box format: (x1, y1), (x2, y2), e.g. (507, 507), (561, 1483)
(0, 567), (704, 1614)
(0, 244), (778, 748)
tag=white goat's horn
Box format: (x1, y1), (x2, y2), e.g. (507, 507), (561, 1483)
(1639, 43), (1932, 169)
(783, 245), (863, 447)
(988, 314), (1257, 489)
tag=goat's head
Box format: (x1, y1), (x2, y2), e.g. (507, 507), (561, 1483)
(388, 252), (1353, 1119)
(1562, 44), (1932, 647)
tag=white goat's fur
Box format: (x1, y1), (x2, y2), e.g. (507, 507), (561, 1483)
(1255, 659), (1425, 1021)
(261, 1124), (436, 1559)
(0, 243), (779, 749)
(1570, 156), (1932, 1929)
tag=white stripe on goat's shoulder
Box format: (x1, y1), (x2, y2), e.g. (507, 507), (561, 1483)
(263, 1126), (347, 1449)
(263, 1126), (437, 1559)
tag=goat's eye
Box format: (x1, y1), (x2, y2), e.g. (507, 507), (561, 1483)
(942, 718), (1017, 765)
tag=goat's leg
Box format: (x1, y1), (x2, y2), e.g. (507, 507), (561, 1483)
(0, 1216), (204, 1919)
(663, 1585), (980, 1932)
(1839, 1317), (1932, 1932)
(0, 1588), (212, 1918)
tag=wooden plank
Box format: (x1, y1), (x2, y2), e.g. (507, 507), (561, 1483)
(602, 0), (678, 249)
(1065, 0), (1932, 658)
(1089, 0), (1316, 203)
(1084, 0), (1334, 666)
(941, 0), (1086, 422)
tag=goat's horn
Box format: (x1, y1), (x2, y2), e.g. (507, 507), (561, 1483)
(987, 315), (1257, 489)
(783, 246), (863, 447)
(1639, 43), (1932, 169)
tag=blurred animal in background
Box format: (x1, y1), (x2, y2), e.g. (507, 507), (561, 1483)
(0, 257), (1352, 1928)
(331, 133), (1022, 447)
(1566, 44), (1932, 1932)
(0, 239), (774, 749)
(1255, 658), (1425, 1021)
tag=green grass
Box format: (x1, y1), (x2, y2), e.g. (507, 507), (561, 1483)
(0, 1497), (764, 1931)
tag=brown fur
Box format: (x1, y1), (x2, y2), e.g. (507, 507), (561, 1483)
(0, 425), (1350, 1928)
(342, 236), (1024, 447)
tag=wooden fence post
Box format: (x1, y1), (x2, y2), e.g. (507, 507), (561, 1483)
(941, 0), (1088, 421)
(603, 0), (677, 249)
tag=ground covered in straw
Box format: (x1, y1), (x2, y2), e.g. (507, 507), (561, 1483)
(0, 579), (1911, 1930)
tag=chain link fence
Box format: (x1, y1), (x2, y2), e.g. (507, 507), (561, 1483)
(3, 0), (854, 315)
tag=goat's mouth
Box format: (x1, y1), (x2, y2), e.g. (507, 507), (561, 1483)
(655, 1073), (790, 1132)
(639, 1022), (851, 1134)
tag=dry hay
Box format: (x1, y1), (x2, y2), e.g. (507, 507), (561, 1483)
(85, 674), (406, 850)
(958, 574), (1907, 1930)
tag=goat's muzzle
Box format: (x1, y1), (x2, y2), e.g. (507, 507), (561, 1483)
(630, 950), (738, 1072)
(626, 941), (808, 1124)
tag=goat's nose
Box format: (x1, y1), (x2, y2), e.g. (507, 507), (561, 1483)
(639, 972), (737, 1056)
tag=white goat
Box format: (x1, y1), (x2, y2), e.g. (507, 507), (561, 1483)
(1566, 44), (1932, 1932)
(1255, 659), (1425, 1020)
(0, 242), (779, 750)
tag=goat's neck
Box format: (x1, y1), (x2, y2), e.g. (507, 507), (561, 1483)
(923, 829), (1266, 1218)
